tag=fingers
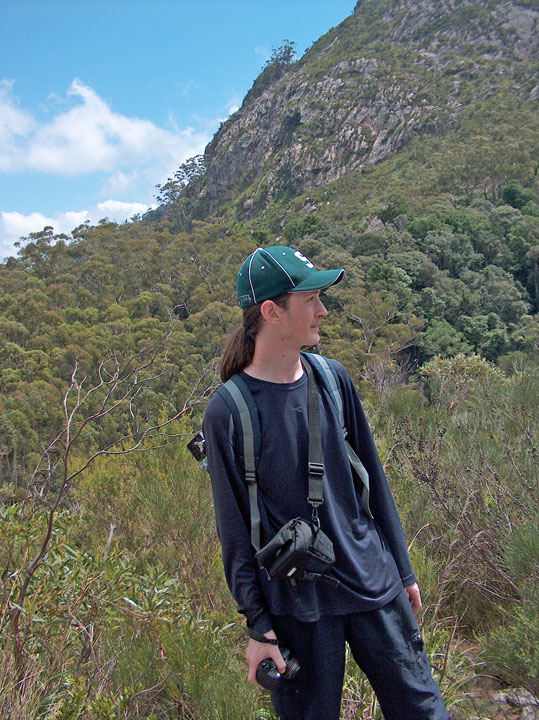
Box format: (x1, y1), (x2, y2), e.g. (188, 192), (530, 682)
(273, 646), (287, 674)
(405, 583), (422, 615)
(247, 662), (258, 685)
(246, 639), (286, 686)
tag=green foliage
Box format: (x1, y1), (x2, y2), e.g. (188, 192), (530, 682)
(246, 40), (297, 101)
(479, 583), (539, 694)
(379, 356), (538, 631)
(0, 436), (264, 719)
(421, 319), (473, 358)
(1, 2), (538, 715)
(74, 420), (227, 601)
(263, 39), (297, 68)
(501, 518), (539, 581)
(0, 220), (253, 481)
(479, 519), (539, 693)
(155, 154), (206, 206)
(163, 620), (266, 720)
(501, 180), (538, 211)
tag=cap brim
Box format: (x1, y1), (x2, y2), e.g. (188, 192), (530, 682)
(290, 268), (344, 293)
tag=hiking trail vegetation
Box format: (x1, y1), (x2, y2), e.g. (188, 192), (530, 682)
(1, 1), (537, 717)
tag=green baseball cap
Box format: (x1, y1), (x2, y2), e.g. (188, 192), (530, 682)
(237, 246), (344, 308)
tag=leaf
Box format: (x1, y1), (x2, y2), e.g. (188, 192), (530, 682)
(122, 596), (141, 609)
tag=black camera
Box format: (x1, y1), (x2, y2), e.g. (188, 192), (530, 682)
(187, 431), (207, 469)
(256, 646), (300, 691)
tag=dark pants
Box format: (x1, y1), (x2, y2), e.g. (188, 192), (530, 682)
(270, 590), (450, 720)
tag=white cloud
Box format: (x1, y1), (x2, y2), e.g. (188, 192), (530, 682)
(0, 200), (157, 260)
(0, 80), (36, 171)
(96, 199), (156, 220)
(0, 209), (88, 259)
(102, 169), (140, 196)
(0, 79), (210, 180)
(27, 79), (208, 176)
(254, 45), (270, 62)
(0, 79), (213, 259)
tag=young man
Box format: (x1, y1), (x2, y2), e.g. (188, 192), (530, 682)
(203, 246), (450, 720)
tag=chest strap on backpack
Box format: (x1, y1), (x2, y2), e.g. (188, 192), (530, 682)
(218, 375), (262, 551)
(302, 353), (373, 519)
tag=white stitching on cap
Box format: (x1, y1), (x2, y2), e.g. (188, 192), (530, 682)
(264, 249), (296, 287)
(248, 248), (262, 304)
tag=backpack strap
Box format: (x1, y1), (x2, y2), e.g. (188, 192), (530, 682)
(217, 354), (373, 553)
(302, 356), (325, 517)
(217, 376), (262, 551)
(217, 364), (327, 552)
(301, 352), (373, 519)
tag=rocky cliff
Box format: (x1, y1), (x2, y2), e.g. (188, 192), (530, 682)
(188, 0), (537, 220)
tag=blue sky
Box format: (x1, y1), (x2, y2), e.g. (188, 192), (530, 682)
(0, 0), (355, 259)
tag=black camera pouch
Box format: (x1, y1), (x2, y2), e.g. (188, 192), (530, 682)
(255, 517), (335, 581)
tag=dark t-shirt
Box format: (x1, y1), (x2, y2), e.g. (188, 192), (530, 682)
(203, 358), (416, 633)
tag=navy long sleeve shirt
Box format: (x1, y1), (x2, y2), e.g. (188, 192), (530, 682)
(203, 358), (416, 634)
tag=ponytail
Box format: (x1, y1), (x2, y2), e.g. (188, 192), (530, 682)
(219, 292), (290, 382)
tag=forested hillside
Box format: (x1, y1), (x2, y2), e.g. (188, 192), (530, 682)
(1, 0), (537, 718)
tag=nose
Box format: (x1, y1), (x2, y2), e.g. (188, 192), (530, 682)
(316, 298), (328, 317)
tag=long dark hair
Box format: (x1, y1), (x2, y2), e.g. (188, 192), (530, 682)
(220, 293), (289, 382)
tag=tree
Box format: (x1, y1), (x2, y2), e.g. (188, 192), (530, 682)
(263, 39), (297, 68)
(2, 349), (219, 688)
(247, 40), (298, 100)
(526, 246), (539, 311)
(155, 155), (206, 206)
(421, 319), (472, 359)
(501, 180), (537, 210)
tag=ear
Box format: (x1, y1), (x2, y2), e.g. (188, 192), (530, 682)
(260, 299), (285, 325)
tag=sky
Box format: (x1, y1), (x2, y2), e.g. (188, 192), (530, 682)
(0, 0), (356, 260)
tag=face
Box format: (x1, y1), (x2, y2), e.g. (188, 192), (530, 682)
(277, 290), (328, 347)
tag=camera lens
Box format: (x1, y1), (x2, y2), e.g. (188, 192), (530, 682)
(283, 656), (301, 680)
(256, 647), (300, 691)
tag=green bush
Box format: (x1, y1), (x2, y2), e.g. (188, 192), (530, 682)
(379, 357), (538, 628)
(0, 428), (264, 719)
(479, 585), (539, 694)
(479, 520), (539, 693)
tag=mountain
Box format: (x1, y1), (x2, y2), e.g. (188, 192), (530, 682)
(181, 0), (537, 222)
(3, 0), (537, 473)
(1, 5), (538, 715)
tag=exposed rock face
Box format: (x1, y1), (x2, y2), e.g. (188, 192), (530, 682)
(190, 0), (538, 219)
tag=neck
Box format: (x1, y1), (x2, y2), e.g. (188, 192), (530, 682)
(244, 336), (303, 383)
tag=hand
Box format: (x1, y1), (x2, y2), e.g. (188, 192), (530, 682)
(246, 629), (286, 686)
(405, 582), (422, 615)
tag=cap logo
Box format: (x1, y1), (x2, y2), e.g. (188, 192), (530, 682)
(294, 251), (314, 268)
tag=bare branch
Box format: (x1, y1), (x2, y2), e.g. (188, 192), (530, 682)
(126, 671), (177, 707)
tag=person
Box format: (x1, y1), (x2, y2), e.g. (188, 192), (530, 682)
(203, 245), (450, 720)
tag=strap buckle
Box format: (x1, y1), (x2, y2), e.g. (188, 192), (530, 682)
(308, 462), (325, 509)
(308, 462), (324, 477)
